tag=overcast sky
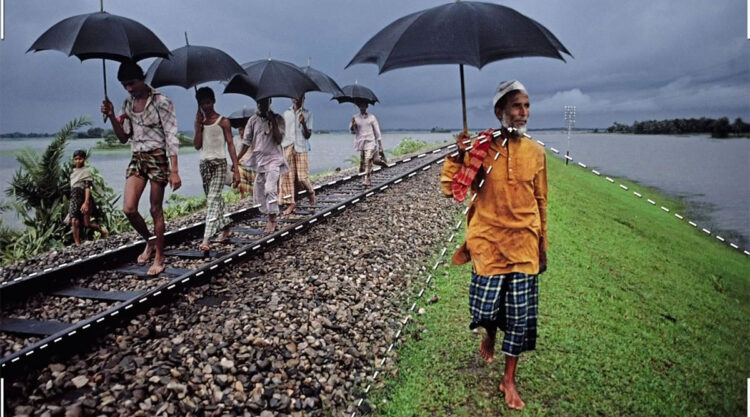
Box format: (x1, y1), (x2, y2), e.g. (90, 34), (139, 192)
(1, 0), (748, 133)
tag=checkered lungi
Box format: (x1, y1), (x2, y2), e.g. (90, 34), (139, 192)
(469, 271), (538, 356)
(237, 165), (254, 196)
(279, 145), (295, 205)
(291, 151), (314, 195)
(200, 159), (231, 239)
(126, 148), (170, 184)
(360, 149), (375, 182)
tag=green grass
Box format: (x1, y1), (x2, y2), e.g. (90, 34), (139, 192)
(371, 154), (749, 417)
(162, 188), (243, 221)
(391, 137), (431, 157)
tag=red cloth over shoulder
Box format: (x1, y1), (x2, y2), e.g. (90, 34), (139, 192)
(450, 129), (494, 202)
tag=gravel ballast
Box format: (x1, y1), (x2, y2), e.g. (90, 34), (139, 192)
(4, 164), (462, 417)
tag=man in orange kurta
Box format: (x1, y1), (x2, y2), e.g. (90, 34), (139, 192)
(440, 80), (547, 410)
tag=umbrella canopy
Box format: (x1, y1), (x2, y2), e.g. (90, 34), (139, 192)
(28, 11), (170, 62)
(346, 1), (571, 132)
(27, 10), (170, 108)
(145, 44), (243, 89)
(332, 83), (379, 105)
(223, 58), (318, 101)
(299, 65), (344, 96)
(227, 107), (256, 129)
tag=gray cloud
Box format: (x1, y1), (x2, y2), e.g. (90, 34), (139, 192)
(1, 0), (748, 133)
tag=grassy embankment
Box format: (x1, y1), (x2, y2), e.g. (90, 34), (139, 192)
(371, 154), (749, 417)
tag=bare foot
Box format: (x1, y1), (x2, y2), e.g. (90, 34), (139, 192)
(479, 332), (496, 363)
(363, 180), (371, 187)
(283, 203), (295, 215)
(198, 242), (211, 251)
(137, 242), (154, 264)
(146, 259), (166, 277)
(308, 193), (316, 205)
(216, 228), (232, 242)
(264, 220), (277, 234)
(101, 229), (109, 239)
(499, 380), (525, 410)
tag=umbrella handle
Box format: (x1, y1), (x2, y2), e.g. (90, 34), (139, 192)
(460, 64), (467, 134)
(102, 59), (109, 123)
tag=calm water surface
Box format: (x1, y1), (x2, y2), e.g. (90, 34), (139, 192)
(0, 131), (452, 225)
(533, 131), (749, 245)
(1, 131), (748, 245)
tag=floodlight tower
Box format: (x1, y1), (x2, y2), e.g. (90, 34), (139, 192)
(564, 105), (576, 165)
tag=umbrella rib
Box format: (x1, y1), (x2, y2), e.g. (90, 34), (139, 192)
(68, 14), (93, 59)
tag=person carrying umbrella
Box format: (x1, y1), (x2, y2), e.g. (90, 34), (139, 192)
(279, 94), (316, 214)
(100, 61), (182, 277)
(349, 99), (383, 187)
(236, 98), (288, 233)
(440, 80), (547, 410)
(193, 87), (241, 251)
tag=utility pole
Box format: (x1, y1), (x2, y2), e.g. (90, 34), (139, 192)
(564, 105), (576, 165)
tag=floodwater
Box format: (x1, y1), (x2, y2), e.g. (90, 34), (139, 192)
(0, 131), (452, 225)
(1, 130), (748, 246)
(532, 131), (750, 245)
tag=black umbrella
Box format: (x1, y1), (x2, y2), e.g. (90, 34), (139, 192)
(144, 39), (243, 89)
(223, 58), (318, 101)
(299, 58), (344, 96)
(27, 7), (170, 106)
(346, 1), (571, 132)
(227, 107), (256, 129)
(332, 83), (379, 105)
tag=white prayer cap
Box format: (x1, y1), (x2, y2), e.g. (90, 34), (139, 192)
(492, 80), (527, 108)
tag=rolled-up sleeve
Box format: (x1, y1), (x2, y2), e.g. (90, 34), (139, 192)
(157, 97), (179, 157)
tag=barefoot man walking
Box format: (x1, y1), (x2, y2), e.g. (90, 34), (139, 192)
(441, 80), (547, 410)
(237, 98), (287, 233)
(101, 61), (182, 276)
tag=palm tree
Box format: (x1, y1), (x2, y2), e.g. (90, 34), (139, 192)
(7, 117), (90, 232)
(2, 117), (128, 264)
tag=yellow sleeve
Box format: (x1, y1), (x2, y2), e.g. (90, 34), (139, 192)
(534, 152), (548, 252)
(440, 155), (462, 196)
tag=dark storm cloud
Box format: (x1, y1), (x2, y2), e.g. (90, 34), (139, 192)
(1, 0), (748, 133)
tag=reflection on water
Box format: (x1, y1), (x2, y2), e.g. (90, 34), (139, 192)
(1, 131), (747, 246)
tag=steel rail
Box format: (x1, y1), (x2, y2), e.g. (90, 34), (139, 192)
(0, 143), (456, 377)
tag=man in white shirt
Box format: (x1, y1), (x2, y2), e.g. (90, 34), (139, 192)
(349, 100), (383, 187)
(280, 94), (316, 214)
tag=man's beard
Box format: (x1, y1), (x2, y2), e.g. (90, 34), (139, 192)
(501, 115), (528, 136)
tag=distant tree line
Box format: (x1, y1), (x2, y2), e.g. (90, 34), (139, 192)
(606, 117), (750, 138)
(0, 131), (56, 138)
(75, 127), (107, 138)
(1, 127), (109, 139)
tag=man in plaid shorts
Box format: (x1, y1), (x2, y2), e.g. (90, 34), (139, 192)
(101, 61), (182, 276)
(440, 80), (547, 410)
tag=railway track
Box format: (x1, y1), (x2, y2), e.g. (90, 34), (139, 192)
(0, 143), (457, 378)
